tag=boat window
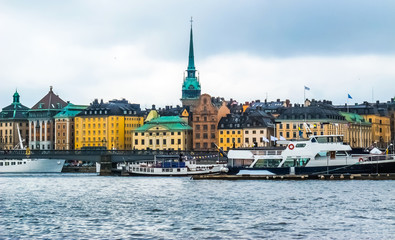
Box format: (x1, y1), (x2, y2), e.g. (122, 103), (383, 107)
(316, 137), (327, 143)
(0, 162), (3, 166)
(253, 159), (281, 168)
(282, 157), (310, 167)
(295, 143), (306, 148)
(337, 136), (343, 143)
(336, 151), (347, 156)
(311, 137), (317, 143)
(24, 162), (26, 164)
(11, 162), (16, 165)
(18, 162), (22, 165)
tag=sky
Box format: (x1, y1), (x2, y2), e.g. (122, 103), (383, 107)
(0, 0), (394, 110)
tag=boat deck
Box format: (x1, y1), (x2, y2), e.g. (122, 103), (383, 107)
(191, 173), (395, 180)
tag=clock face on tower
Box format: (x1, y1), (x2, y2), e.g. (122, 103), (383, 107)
(188, 85), (195, 90)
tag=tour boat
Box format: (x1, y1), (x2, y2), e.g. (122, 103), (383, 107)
(124, 158), (228, 176)
(0, 158), (65, 173)
(227, 135), (395, 175)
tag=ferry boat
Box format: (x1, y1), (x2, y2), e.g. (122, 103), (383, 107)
(227, 135), (395, 175)
(0, 158), (65, 173)
(124, 157), (228, 176)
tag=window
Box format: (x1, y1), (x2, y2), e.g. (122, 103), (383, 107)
(195, 133), (200, 139)
(203, 125), (208, 130)
(203, 133), (208, 139)
(211, 125), (215, 130)
(156, 139), (159, 145)
(286, 124), (290, 129)
(220, 138), (223, 143)
(149, 139), (153, 145)
(245, 138), (249, 143)
(163, 139), (166, 145)
(196, 125), (200, 130)
(211, 133), (215, 139)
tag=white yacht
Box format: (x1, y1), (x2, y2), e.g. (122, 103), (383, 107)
(227, 135), (395, 175)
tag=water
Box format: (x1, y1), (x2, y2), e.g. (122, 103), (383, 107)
(0, 174), (394, 239)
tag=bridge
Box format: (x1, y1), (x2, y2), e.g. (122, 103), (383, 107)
(0, 149), (226, 175)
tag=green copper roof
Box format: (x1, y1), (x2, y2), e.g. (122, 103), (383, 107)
(54, 103), (88, 118)
(339, 111), (370, 125)
(135, 116), (192, 132)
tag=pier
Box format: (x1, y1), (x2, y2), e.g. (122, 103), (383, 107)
(191, 173), (395, 180)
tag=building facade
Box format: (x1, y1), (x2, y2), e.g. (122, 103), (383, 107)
(74, 99), (143, 150)
(242, 110), (275, 147)
(28, 87), (67, 150)
(0, 91), (30, 150)
(192, 94), (230, 151)
(339, 112), (372, 148)
(133, 116), (193, 151)
(54, 103), (88, 150)
(218, 114), (244, 151)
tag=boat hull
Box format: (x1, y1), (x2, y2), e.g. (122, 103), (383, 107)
(0, 159), (65, 173)
(228, 160), (395, 175)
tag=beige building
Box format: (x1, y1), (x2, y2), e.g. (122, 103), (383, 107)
(133, 116), (193, 151)
(0, 91), (30, 150)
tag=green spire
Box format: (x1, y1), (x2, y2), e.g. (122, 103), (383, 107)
(187, 21), (195, 71)
(181, 18), (201, 100)
(13, 89), (20, 104)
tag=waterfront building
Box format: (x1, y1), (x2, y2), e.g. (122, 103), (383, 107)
(133, 116), (192, 151)
(181, 22), (201, 111)
(28, 87), (67, 150)
(336, 102), (391, 148)
(276, 102), (347, 140)
(0, 91), (30, 150)
(242, 109), (275, 147)
(54, 103), (88, 150)
(74, 99), (143, 150)
(218, 114), (244, 151)
(339, 112), (372, 148)
(192, 94), (230, 151)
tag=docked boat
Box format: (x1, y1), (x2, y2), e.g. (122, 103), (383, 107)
(0, 158), (65, 173)
(124, 157), (228, 176)
(227, 135), (395, 175)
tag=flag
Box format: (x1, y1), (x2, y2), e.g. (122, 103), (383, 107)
(348, 94), (352, 99)
(279, 136), (286, 141)
(304, 86), (310, 91)
(270, 136), (278, 142)
(262, 136), (269, 143)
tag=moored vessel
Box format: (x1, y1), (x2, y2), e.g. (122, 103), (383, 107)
(227, 135), (395, 175)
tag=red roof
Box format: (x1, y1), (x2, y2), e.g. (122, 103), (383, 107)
(31, 86), (67, 110)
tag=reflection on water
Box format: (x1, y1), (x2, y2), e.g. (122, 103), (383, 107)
(0, 174), (394, 239)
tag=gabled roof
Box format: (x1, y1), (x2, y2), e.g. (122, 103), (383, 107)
(31, 86), (67, 111)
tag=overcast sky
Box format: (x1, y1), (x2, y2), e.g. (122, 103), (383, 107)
(1, 0), (394, 109)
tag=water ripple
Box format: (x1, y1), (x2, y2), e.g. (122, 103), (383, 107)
(0, 174), (394, 239)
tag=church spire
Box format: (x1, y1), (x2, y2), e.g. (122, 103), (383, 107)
(181, 17), (201, 103)
(13, 89), (20, 104)
(187, 17), (195, 72)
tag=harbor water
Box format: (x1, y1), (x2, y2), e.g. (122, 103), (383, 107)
(0, 174), (394, 239)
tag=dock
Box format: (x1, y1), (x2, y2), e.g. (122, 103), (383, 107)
(191, 173), (395, 180)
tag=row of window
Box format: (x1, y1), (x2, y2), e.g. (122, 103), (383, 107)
(195, 133), (215, 139)
(0, 122), (29, 127)
(135, 132), (182, 136)
(0, 161), (27, 166)
(135, 138), (182, 146)
(195, 124), (216, 130)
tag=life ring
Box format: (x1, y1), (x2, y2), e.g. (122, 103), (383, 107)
(288, 144), (295, 150)
(359, 158), (364, 162)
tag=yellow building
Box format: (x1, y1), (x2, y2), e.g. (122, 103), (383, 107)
(218, 129), (243, 151)
(133, 116), (192, 151)
(364, 114), (391, 148)
(74, 99), (143, 150)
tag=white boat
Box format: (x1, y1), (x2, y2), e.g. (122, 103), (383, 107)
(227, 135), (395, 175)
(125, 158), (228, 176)
(0, 158), (65, 173)
(0, 125), (65, 173)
